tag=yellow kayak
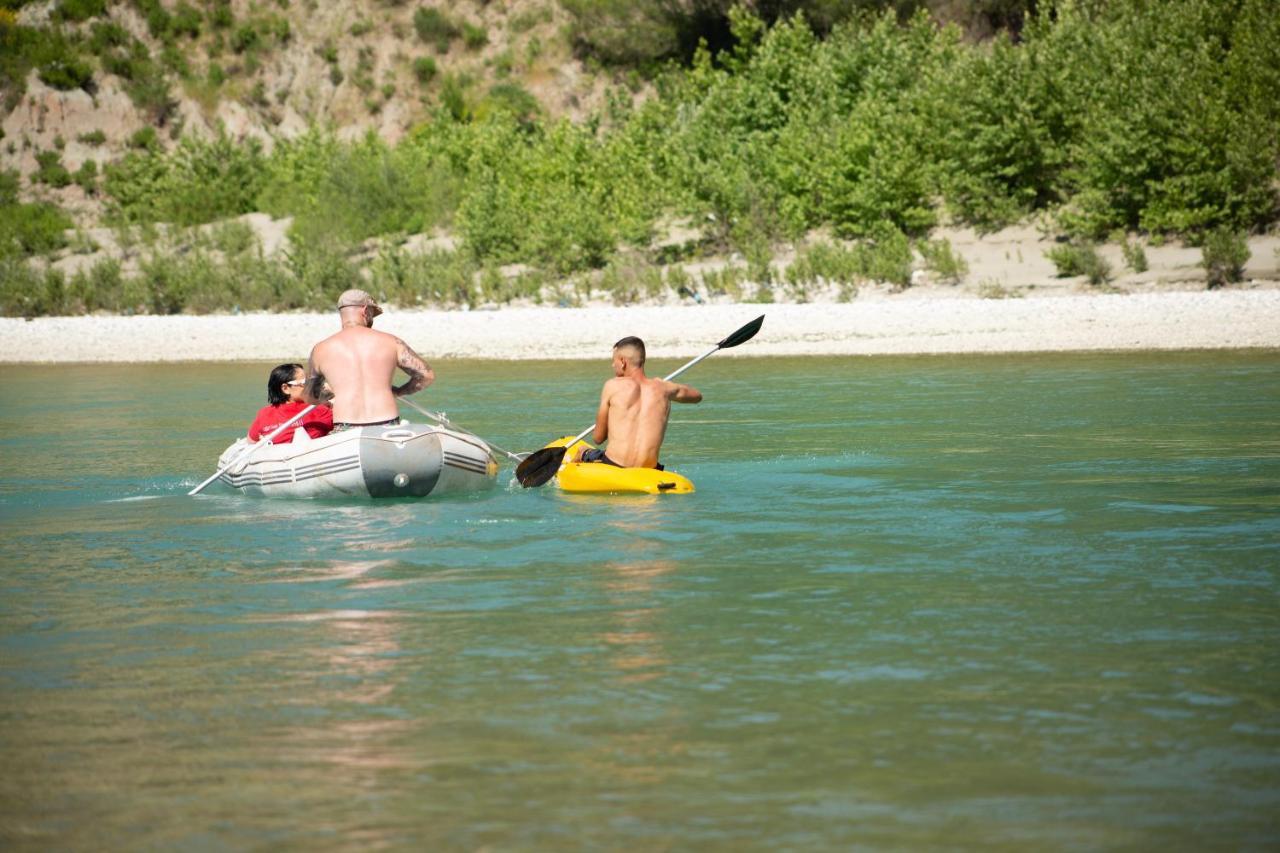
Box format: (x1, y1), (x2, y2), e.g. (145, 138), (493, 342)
(538, 437), (695, 495)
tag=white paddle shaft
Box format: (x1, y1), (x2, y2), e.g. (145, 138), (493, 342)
(188, 404), (317, 496)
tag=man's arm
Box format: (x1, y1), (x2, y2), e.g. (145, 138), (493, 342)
(392, 338), (434, 397)
(303, 349), (332, 405)
(667, 381), (703, 404)
(592, 381), (614, 443)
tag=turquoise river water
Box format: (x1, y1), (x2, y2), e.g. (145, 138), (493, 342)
(1, 353), (1279, 849)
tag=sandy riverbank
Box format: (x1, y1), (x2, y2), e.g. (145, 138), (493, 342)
(2, 290), (1278, 363)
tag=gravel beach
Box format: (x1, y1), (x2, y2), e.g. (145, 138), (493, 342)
(3, 290), (1278, 363)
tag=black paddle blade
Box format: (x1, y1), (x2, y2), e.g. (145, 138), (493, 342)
(718, 315), (765, 350)
(516, 446), (568, 488)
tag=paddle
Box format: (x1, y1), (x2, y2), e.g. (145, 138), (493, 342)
(397, 397), (526, 463)
(189, 404), (317, 496)
(515, 314), (765, 488)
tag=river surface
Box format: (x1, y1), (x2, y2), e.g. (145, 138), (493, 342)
(1, 353), (1279, 849)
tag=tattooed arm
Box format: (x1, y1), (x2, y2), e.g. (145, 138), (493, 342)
(304, 350), (334, 405)
(392, 337), (434, 397)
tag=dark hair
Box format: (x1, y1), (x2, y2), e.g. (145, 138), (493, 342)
(613, 336), (645, 367)
(267, 363), (303, 405)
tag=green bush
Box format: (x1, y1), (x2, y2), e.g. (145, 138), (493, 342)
(918, 238), (969, 284)
(53, 0), (106, 23)
(171, 2), (202, 38)
(128, 126), (159, 150)
(73, 159), (98, 194)
(1045, 241), (1111, 285)
(462, 22), (488, 50)
(38, 55), (95, 92)
(88, 21), (130, 54)
(208, 0), (234, 29)
(105, 131), (267, 227)
(414, 7), (459, 52)
(1201, 227), (1250, 289)
(0, 195), (72, 260)
(1121, 238), (1148, 273)
(33, 150), (71, 187)
(412, 56), (437, 84)
(476, 82), (540, 126)
(77, 129), (106, 146)
(231, 24), (260, 54)
(859, 227), (913, 288)
(369, 247), (479, 308)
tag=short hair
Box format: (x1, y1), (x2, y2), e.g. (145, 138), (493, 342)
(267, 363), (303, 405)
(613, 336), (645, 367)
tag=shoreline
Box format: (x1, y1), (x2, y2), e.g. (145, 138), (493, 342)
(2, 290), (1279, 364)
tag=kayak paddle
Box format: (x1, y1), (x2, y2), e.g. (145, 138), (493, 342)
(398, 397), (526, 463)
(515, 314), (765, 488)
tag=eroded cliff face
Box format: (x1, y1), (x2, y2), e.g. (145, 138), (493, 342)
(1, 0), (621, 216)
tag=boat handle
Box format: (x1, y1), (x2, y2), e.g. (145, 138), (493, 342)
(381, 429), (416, 440)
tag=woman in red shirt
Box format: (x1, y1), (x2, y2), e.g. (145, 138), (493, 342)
(247, 363), (334, 443)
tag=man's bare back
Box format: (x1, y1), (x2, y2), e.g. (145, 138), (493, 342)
(307, 290), (433, 424)
(590, 337), (700, 468)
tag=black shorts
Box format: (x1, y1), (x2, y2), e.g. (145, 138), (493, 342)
(580, 447), (663, 471)
(332, 417), (403, 432)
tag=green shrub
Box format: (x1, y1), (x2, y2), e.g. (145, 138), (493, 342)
(38, 55), (95, 92)
(350, 19), (373, 37)
(171, 2), (202, 38)
(785, 242), (863, 298)
(231, 24), (260, 54)
(462, 22), (488, 50)
(128, 126), (159, 150)
(208, 0), (234, 29)
(1045, 241), (1111, 285)
(414, 7), (459, 52)
(0, 197), (72, 259)
(1201, 227), (1249, 289)
(88, 21), (130, 54)
(105, 131), (267, 227)
(369, 247), (479, 308)
(206, 220), (257, 255)
(598, 252), (664, 305)
(73, 159), (98, 194)
(33, 150), (71, 187)
(67, 257), (125, 312)
(1121, 238), (1148, 273)
(53, 0), (106, 23)
(859, 227), (913, 288)
(77, 129), (107, 146)
(133, 0), (171, 38)
(476, 82), (540, 125)
(207, 62), (225, 86)
(0, 263), (67, 317)
(918, 237), (969, 284)
(412, 56), (437, 84)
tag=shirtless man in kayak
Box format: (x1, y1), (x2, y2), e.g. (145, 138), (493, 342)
(305, 289), (433, 430)
(578, 336), (702, 469)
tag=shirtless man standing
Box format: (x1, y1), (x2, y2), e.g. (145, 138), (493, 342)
(305, 289), (433, 429)
(579, 336), (702, 470)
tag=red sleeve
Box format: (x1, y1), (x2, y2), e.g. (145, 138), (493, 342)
(304, 404), (334, 438)
(248, 405), (271, 441)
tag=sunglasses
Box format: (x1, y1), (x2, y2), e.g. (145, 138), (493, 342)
(285, 380), (307, 387)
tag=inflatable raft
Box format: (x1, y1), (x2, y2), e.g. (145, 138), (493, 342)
(213, 423), (498, 499)
(541, 437), (694, 495)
